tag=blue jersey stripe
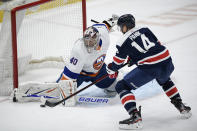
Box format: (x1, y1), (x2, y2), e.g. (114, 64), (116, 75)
(63, 66), (79, 79)
(93, 23), (109, 30)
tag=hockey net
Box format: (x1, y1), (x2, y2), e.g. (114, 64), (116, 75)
(0, 0), (86, 96)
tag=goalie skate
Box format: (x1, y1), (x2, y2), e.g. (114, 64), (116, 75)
(119, 106), (142, 130)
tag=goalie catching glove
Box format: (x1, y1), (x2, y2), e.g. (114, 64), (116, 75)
(103, 14), (119, 30)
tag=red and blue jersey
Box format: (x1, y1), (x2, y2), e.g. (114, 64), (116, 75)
(110, 27), (172, 75)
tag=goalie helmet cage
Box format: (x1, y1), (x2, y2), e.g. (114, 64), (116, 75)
(0, 0), (87, 96)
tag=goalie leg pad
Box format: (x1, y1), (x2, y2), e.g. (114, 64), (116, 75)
(58, 80), (77, 107)
(12, 82), (60, 102)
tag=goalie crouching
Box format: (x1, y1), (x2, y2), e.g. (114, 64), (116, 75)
(13, 15), (120, 106)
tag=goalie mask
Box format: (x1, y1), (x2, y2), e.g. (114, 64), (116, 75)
(83, 26), (100, 53)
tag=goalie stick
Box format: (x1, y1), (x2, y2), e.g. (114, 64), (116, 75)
(91, 19), (99, 24)
(42, 63), (128, 107)
(91, 14), (119, 24)
(21, 93), (113, 105)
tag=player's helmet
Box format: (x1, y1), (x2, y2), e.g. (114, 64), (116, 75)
(117, 14), (135, 33)
(83, 26), (100, 53)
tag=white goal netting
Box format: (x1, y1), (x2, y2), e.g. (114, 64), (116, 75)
(0, 0), (86, 95)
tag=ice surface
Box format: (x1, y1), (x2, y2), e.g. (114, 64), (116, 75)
(0, 0), (197, 130)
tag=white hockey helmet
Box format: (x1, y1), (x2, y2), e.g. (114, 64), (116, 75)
(83, 26), (100, 53)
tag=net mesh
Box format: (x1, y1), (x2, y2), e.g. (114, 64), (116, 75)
(0, 0), (85, 95)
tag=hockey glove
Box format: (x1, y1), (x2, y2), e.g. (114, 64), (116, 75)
(103, 14), (119, 30)
(106, 63), (118, 79)
(127, 57), (134, 67)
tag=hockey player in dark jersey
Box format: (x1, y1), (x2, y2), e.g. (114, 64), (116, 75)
(106, 14), (192, 130)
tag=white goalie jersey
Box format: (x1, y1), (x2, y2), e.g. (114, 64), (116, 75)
(13, 23), (110, 106)
(60, 23), (110, 80)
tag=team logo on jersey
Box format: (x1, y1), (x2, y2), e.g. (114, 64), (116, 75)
(93, 54), (106, 70)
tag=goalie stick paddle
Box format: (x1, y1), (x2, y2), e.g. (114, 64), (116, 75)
(91, 19), (99, 24)
(43, 63), (128, 107)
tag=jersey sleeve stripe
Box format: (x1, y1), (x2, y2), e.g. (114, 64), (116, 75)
(93, 23), (110, 31)
(96, 39), (102, 50)
(113, 56), (125, 65)
(62, 66), (79, 79)
(60, 74), (70, 80)
(80, 71), (100, 77)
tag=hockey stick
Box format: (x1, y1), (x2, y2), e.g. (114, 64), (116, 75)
(43, 63), (128, 107)
(21, 94), (112, 105)
(91, 19), (99, 23)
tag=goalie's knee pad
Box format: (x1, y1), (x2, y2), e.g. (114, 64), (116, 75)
(58, 80), (77, 107)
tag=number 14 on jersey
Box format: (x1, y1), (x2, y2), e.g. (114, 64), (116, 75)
(131, 34), (155, 53)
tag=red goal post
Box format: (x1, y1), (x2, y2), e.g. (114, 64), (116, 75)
(0, 0), (87, 95)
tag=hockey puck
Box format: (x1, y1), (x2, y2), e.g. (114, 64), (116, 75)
(40, 104), (46, 108)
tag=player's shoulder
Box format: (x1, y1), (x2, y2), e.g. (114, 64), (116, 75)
(116, 27), (139, 47)
(138, 26), (152, 33)
(116, 26), (150, 47)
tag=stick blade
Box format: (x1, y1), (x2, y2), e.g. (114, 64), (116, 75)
(44, 100), (58, 107)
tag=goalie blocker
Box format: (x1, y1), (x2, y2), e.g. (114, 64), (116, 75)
(12, 80), (77, 106)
